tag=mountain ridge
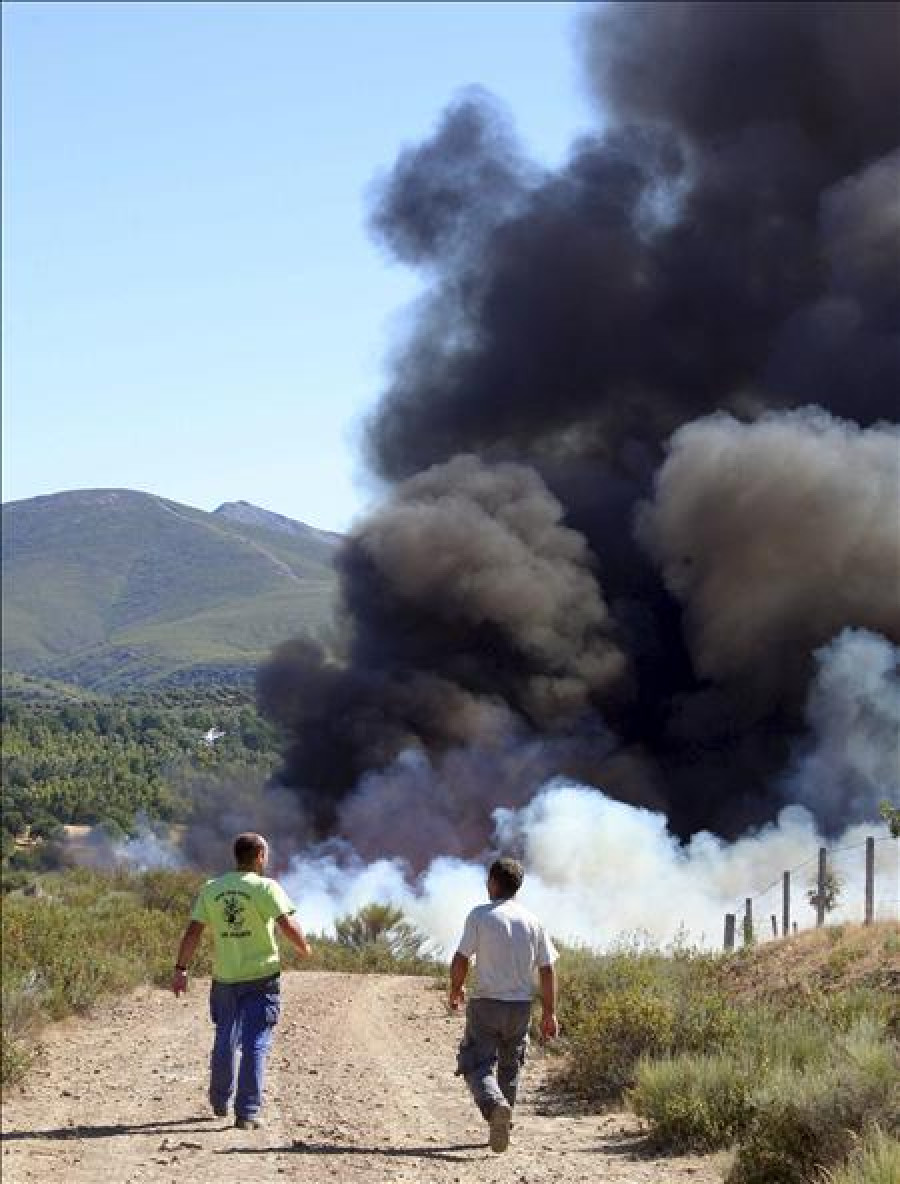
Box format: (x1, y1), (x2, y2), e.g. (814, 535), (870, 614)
(1, 488), (342, 690)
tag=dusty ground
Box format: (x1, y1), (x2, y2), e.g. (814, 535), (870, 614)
(1, 972), (727, 1184)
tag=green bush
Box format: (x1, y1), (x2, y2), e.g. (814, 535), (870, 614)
(0, 869), (212, 1083)
(736, 1004), (834, 1074)
(290, 937), (440, 977)
(556, 940), (687, 1040)
(0, 1031), (32, 1088)
(2, 892), (183, 1021)
(325, 903), (437, 966)
(554, 940), (741, 1102)
(727, 1021), (899, 1184)
(0, 971), (45, 1087)
(138, 868), (206, 915)
(814, 986), (899, 1038)
(566, 988), (675, 1099)
(334, 902), (406, 947)
(630, 1052), (754, 1150)
(673, 988), (743, 1056)
(821, 1128), (900, 1184)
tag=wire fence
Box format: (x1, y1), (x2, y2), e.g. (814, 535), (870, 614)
(722, 834), (900, 949)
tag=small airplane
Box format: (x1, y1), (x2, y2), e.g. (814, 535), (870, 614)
(202, 727), (226, 746)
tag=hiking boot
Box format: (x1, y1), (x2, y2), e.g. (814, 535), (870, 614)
(488, 1100), (512, 1153)
(235, 1116), (264, 1130)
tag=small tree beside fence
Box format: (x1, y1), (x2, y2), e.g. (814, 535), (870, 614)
(723, 833), (897, 950)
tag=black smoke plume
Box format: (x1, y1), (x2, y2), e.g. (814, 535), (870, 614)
(259, 2), (900, 857)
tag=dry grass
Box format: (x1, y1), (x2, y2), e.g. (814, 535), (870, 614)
(721, 921), (900, 1004)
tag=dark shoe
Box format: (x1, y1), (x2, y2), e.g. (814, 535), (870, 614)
(235, 1116), (263, 1130)
(489, 1100), (511, 1153)
(212, 1107), (228, 1118)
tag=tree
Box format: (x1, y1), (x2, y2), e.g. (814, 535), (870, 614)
(333, 903), (433, 960)
(807, 868), (842, 915)
(335, 903), (406, 947)
(879, 800), (900, 839)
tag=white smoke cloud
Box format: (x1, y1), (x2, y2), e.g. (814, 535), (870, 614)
(112, 828), (183, 871)
(66, 815), (184, 872)
(283, 780), (897, 956)
(88, 782), (894, 957)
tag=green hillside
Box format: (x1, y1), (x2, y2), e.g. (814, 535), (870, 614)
(1, 489), (341, 689)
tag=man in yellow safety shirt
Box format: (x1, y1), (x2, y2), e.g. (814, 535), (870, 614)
(172, 831), (310, 1129)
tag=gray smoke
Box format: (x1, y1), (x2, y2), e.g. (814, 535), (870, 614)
(259, 2), (900, 851)
(352, 455), (626, 725)
(636, 409), (900, 698)
(783, 628), (900, 831)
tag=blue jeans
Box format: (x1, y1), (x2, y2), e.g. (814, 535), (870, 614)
(208, 976), (281, 1120)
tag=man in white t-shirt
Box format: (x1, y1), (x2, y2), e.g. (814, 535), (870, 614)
(448, 857), (558, 1154)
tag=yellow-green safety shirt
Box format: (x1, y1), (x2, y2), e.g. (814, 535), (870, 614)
(190, 871), (295, 983)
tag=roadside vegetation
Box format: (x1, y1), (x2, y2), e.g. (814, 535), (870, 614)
(0, 869), (440, 1088)
(3, 687), (897, 1181)
(551, 922), (899, 1183)
(2, 856), (896, 1184)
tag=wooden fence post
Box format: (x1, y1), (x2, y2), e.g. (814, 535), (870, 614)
(743, 898), (753, 945)
(816, 847), (827, 927)
(770, 914), (777, 936)
(865, 836), (875, 925)
(724, 913), (736, 951)
(782, 870), (790, 937)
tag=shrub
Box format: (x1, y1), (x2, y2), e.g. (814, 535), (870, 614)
(335, 902), (406, 947)
(554, 941), (742, 1103)
(1, 868), (215, 1084)
(331, 903), (436, 964)
(292, 936), (439, 976)
(814, 987), (898, 1035)
(0, 971), (45, 1086)
(566, 988), (675, 1100)
(556, 941), (677, 1038)
(737, 1004), (834, 1074)
(138, 868), (205, 915)
(727, 1021), (899, 1184)
(673, 988), (743, 1056)
(630, 1052), (754, 1150)
(1, 1032), (32, 1088)
(821, 1128), (900, 1184)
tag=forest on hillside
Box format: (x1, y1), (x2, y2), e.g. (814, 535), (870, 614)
(1, 687), (283, 871)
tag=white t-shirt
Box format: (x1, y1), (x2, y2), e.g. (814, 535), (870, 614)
(456, 897), (558, 1003)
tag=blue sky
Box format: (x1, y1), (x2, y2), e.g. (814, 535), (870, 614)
(2, 0), (591, 530)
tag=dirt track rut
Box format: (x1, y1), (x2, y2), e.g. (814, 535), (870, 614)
(1, 972), (727, 1183)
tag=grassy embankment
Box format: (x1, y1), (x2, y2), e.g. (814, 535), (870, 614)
(552, 921), (899, 1184)
(2, 866), (897, 1183)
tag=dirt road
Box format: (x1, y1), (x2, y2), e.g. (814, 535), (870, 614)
(2, 972), (726, 1183)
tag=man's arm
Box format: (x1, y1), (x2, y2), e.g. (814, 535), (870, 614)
(276, 912), (311, 958)
(172, 920), (205, 997)
(538, 963), (559, 1040)
(448, 952), (469, 1010)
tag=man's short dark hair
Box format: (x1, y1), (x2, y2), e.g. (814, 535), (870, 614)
(234, 832), (267, 867)
(489, 857), (524, 898)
